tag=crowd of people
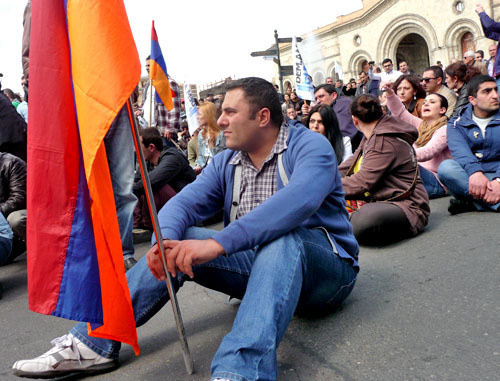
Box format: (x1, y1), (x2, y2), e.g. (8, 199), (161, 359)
(1, 2), (499, 380)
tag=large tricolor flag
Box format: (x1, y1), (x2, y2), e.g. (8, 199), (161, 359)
(150, 21), (175, 111)
(27, 0), (140, 354)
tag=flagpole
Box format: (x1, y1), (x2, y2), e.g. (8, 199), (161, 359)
(149, 79), (154, 128)
(126, 98), (195, 375)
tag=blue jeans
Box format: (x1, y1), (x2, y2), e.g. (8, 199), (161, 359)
(437, 159), (500, 211)
(104, 106), (137, 259)
(418, 165), (447, 199)
(0, 212), (13, 266)
(71, 226), (358, 380)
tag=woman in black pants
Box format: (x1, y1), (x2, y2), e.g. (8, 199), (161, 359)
(338, 95), (430, 246)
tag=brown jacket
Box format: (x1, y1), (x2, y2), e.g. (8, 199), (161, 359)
(339, 114), (430, 235)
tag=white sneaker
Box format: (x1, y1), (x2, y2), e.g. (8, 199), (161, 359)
(12, 333), (118, 378)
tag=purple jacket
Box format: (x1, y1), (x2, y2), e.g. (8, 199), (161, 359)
(479, 12), (500, 77)
(331, 96), (359, 140)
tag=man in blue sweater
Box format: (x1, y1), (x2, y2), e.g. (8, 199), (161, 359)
(438, 75), (500, 214)
(13, 78), (359, 381)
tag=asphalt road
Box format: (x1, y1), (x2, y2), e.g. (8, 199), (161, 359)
(1, 197), (498, 380)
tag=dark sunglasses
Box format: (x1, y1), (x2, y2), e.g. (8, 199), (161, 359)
(420, 77), (436, 83)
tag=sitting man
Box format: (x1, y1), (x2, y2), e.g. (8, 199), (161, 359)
(133, 128), (196, 237)
(309, 83), (363, 151)
(0, 152), (27, 261)
(13, 77), (359, 380)
(438, 75), (500, 214)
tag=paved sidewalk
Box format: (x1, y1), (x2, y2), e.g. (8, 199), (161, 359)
(0, 197), (498, 380)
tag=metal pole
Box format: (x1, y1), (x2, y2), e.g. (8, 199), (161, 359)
(274, 29), (284, 94)
(149, 79), (154, 128)
(125, 98), (195, 375)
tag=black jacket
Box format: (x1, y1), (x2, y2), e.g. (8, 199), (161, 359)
(133, 147), (196, 195)
(451, 84), (469, 119)
(0, 152), (27, 217)
(0, 93), (27, 161)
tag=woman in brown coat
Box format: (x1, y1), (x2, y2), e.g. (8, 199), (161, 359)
(339, 95), (430, 245)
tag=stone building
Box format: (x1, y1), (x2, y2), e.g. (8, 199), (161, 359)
(274, 0), (500, 90)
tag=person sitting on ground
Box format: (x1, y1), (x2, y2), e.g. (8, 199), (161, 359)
(0, 92), (27, 161)
(187, 127), (200, 167)
(305, 104), (351, 163)
(445, 61), (481, 118)
(303, 83), (363, 151)
(0, 152), (27, 260)
(339, 94), (430, 246)
(384, 82), (452, 199)
(133, 128), (196, 235)
(13, 77), (359, 381)
(437, 75), (500, 214)
(193, 102), (225, 174)
(391, 74), (426, 118)
(421, 65), (457, 118)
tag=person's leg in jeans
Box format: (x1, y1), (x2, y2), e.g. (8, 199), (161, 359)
(0, 212), (13, 266)
(104, 106), (137, 261)
(71, 227), (357, 381)
(418, 165), (447, 199)
(438, 159), (500, 211)
(210, 227), (357, 380)
(350, 202), (413, 245)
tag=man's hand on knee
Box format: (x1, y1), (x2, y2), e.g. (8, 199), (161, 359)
(469, 172), (489, 199)
(146, 239), (225, 280)
(484, 179), (500, 204)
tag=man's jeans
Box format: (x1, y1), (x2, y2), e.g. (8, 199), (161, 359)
(71, 226), (358, 381)
(419, 165), (447, 199)
(437, 159), (500, 211)
(0, 212), (13, 266)
(104, 107), (137, 259)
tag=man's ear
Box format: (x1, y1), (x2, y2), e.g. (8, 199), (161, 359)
(468, 95), (477, 107)
(258, 108), (271, 127)
(437, 76), (443, 86)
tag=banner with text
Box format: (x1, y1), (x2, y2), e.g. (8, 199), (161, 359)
(292, 36), (315, 101)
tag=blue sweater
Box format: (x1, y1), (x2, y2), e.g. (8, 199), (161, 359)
(157, 125), (359, 268)
(448, 103), (500, 178)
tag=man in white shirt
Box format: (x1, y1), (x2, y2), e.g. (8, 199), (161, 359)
(368, 58), (403, 85)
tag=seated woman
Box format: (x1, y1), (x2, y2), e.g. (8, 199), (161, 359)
(194, 102), (225, 174)
(305, 104), (352, 163)
(445, 62), (481, 118)
(339, 95), (430, 246)
(384, 83), (452, 199)
(392, 74), (426, 118)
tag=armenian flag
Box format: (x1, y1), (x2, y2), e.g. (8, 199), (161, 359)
(150, 21), (175, 110)
(27, 0), (140, 354)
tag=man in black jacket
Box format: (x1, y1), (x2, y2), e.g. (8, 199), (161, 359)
(0, 152), (27, 264)
(133, 128), (196, 239)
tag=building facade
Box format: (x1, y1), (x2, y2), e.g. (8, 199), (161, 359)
(275, 0), (500, 90)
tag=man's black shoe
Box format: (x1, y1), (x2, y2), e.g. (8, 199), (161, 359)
(448, 197), (476, 215)
(124, 257), (137, 272)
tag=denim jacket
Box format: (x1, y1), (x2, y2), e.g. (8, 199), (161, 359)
(195, 130), (226, 168)
(448, 103), (500, 178)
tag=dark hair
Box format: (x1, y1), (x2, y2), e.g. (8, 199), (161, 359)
(424, 65), (444, 79)
(351, 94), (383, 123)
(428, 92), (449, 111)
(305, 104), (344, 164)
(467, 75), (497, 97)
(314, 83), (336, 95)
(145, 55), (151, 61)
(399, 60), (408, 65)
(476, 50), (484, 59)
(2, 88), (15, 100)
(139, 127), (163, 151)
(392, 74), (426, 99)
(382, 58), (393, 65)
(445, 62), (481, 83)
(358, 70), (367, 76)
(225, 77), (284, 126)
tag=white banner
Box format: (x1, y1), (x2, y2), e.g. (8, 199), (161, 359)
(184, 83), (199, 135)
(334, 61), (344, 81)
(292, 36), (315, 101)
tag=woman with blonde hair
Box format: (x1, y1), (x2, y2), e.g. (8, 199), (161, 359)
(194, 102), (225, 174)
